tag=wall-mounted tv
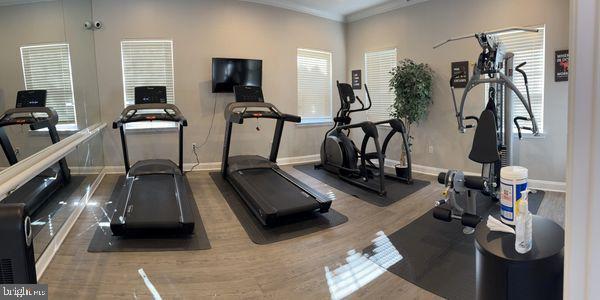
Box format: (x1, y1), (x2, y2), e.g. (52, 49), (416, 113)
(212, 58), (262, 93)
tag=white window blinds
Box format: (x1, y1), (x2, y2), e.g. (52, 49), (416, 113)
(297, 48), (332, 123)
(494, 27), (545, 133)
(20, 43), (76, 124)
(365, 49), (397, 122)
(121, 40), (175, 106)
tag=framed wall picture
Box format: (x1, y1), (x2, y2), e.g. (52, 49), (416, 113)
(352, 70), (362, 89)
(555, 50), (569, 82)
(451, 61), (469, 88)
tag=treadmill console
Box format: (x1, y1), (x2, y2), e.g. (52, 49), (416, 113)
(16, 90), (47, 108)
(135, 86), (167, 104)
(234, 85), (264, 102)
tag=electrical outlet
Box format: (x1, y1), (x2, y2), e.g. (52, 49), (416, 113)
(428, 145), (434, 154)
(192, 143), (197, 150)
(14, 147), (20, 156)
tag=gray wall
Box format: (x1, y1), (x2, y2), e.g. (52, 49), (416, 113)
(92, 0), (346, 167)
(345, 0), (569, 182)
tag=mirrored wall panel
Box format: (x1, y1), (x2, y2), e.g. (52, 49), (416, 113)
(0, 0), (104, 262)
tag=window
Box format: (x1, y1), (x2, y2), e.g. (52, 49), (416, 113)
(493, 27), (545, 133)
(297, 48), (332, 124)
(20, 43), (76, 127)
(365, 49), (397, 122)
(121, 40), (175, 107)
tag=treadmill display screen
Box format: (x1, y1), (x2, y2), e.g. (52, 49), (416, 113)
(16, 90), (47, 108)
(135, 86), (167, 104)
(234, 86), (264, 102)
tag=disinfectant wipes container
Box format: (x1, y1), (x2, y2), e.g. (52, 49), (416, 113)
(500, 166), (528, 225)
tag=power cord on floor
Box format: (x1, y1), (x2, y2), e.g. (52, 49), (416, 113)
(185, 94), (218, 174)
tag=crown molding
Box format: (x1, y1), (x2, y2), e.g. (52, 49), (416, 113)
(0, 0), (53, 7)
(240, 0), (345, 22)
(345, 0), (430, 23)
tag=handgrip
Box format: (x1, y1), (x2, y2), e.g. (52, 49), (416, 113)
(464, 116), (479, 129)
(513, 116), (532, 139)
(515, 62), (528, 85)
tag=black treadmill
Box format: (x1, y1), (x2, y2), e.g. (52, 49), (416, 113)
(110, 86), (195, 236)
(0, 90), (71, 215)
(221, 86), (332, 226)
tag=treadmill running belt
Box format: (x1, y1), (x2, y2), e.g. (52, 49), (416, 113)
(88, 175), (211, 252)
(230, 168), (320, 216)
(125, 174), (181, 227)
(210, 172), (347, 245)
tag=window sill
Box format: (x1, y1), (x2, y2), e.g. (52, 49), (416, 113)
(124, 122), (178, 132)
(29, 124), (79, 136)
(517, 132), (546, 139)
(297, 118), (333, 127)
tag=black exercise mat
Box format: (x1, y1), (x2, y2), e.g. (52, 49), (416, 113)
(362, 191), (545, 300)
(87, 176), (211, 252)
(209, 172), (348, 245)
(294, 163), (430, 207)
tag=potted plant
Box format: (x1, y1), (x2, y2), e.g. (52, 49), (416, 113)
(389, 59), (434, 177)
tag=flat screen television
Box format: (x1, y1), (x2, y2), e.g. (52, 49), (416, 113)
(212, 58), (262, 93)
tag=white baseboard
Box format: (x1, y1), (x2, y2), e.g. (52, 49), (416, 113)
(383, 159), (566, 193)
(277, 154), (320, 165)
(97, 155), (568, 192)
(104, 154), (322, 174)
(36, 168), (106, 280)
(70, 166), (105, 175)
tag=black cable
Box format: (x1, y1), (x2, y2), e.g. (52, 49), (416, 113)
(186, 95), (217, 174)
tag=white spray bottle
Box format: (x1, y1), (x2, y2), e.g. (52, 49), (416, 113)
(515, 190), (533, 254)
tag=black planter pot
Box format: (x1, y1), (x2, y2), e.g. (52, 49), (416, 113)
(395, 164), (410, 178)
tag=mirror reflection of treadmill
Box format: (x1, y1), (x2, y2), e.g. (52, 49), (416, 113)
(0, 90), (72, 236)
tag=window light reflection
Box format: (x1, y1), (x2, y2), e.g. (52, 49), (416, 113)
(324, 231), (402, 300)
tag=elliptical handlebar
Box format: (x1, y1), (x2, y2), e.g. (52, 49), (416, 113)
(351, 84), (373, 113)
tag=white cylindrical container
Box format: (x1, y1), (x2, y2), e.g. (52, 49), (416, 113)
(500, 166), (528, 225)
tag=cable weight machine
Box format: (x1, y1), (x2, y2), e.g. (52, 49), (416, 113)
(432, 27), (540, 233)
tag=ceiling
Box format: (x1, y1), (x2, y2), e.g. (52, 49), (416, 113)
(241, 0), (429, 22)
(0, 0), (427, 22)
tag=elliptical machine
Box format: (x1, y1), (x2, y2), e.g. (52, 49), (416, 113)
(432, 27), (540, 233)
(316, 81), (412, 196)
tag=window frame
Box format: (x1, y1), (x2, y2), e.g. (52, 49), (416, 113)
(296, 48), (333, 125)
(20, 43), (78, 130)
(120, 39), (176, 130)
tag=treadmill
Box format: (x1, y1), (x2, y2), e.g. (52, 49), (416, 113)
(221, 86), (332, 226)
(110, 86), (195, 236)
(0, 90), (71, 215)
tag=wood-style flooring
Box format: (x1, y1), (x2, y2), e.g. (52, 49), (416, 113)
(39, 167), (565, 299)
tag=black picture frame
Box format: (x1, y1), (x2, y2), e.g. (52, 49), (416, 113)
(555, 50), (569, 82)
(352, 70), (362, 89)
(451, 61), (469, 88)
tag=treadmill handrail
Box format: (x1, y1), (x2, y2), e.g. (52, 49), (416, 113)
(225, 102), (301, 124)
(0, 107), (58, 130)
(113, 103), (188, 128)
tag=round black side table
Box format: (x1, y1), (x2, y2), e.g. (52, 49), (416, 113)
(475, 215), (564, 300)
